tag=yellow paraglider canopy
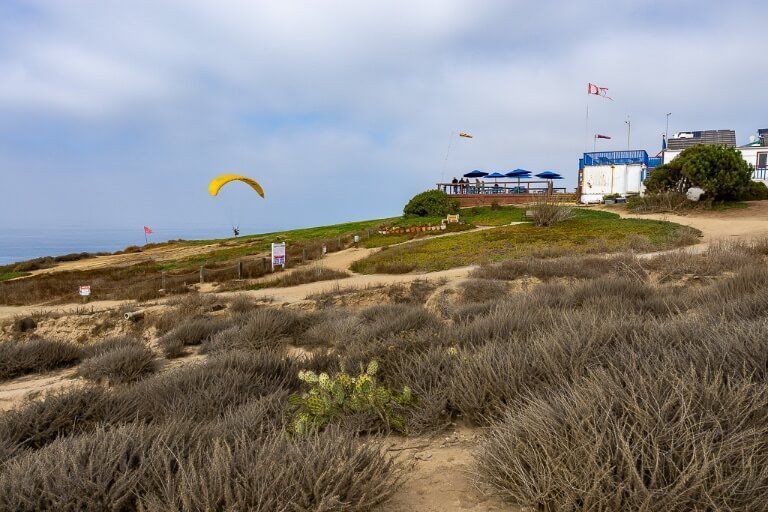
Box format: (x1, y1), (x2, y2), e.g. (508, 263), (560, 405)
(208, 174), (265, 198)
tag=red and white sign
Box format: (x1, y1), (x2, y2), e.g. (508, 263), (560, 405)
(271, 242), (286, 270)
(79, 285), (91, 297)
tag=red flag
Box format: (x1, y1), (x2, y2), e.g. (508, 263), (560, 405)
(587, 83), (613, 100)
(595, 134), (611, 139)
(144, 226), (153, 235)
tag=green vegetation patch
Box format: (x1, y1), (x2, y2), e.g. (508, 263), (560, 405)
(351, 209), (700, 274)
(0, 271), (31, 282)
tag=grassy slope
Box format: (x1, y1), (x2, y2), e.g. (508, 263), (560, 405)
(351, 209), (701, 274)
(361, 206), (525, 248)
(163, 206), (525, 268)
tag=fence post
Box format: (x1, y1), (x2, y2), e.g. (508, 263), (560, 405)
(302, 248), (307, 263)
(237, 261), (243, 279)
(161, 271), (166, 290)
(199, 266), (204, 284)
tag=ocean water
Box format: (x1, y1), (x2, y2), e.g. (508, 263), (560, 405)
(0, 226), (250, 266)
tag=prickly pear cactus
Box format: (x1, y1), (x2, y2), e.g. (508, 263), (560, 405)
(289, 361), (413, 435)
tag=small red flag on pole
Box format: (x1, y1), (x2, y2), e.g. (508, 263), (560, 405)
(143, 226), (153, 244)
(587, 83), (613, 100)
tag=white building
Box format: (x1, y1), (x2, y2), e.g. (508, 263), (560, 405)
(578, 150), (658, 203)
(663, 128), (768, 185)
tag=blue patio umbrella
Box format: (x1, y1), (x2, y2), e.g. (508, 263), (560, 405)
(463, 170), (488, 178)
(536, 171), (563, 179)
(485, 172), (507, 191)
(505, 169), (532, 191)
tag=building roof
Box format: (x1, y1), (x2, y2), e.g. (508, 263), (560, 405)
(666, 129), (736, 150)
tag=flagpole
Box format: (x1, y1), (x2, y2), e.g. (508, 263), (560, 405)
(584, 103), (589, 153)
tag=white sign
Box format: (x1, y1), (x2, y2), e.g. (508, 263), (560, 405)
(271, 242), (286, 270)
(79, 285), (91, 297)
(353, 235), (360, 243)
(322, 244), (327, 256)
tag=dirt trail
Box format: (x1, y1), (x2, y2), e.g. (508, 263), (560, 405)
(0, 367), (80, 411)
(600, 201), (768, 242)
(387, 427), (520, 512)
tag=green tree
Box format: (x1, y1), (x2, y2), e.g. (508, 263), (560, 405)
(403, 190), (459, 217)
(646, 145), (753, 200)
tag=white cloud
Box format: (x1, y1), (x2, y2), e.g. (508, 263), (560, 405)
(0, 0), (765, 230)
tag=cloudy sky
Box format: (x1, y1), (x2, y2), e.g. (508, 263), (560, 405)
(1, 0), (765, 234)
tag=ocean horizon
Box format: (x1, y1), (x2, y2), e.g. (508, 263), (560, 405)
(0, 224), (285, 266)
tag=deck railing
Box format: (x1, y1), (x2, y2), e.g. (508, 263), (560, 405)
(753, 168), (768, 181)
(437, 181), (568, 195)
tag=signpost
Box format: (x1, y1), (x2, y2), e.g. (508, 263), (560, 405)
(79, 285), (91, 302)
(271, 242), (286, 271)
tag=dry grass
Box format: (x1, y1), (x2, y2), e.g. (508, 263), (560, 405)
(3, 245), (768, 510)
(528, 201), (574, 227)
(158, 317), (234, 357)
(0, 339), (82, 381)
(259, 265), (350, 288)
(78, 342), (157, 384)
(477, 367), (768, 510)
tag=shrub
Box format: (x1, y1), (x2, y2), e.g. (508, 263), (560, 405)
(0, 386), (110, 451)
(476, 368), (768, 510)
(360, 303), (440, 339)
(402, 189), (458, 217)
(0, 424), (165, 511)
(158, 317), (233, 358)
(646, 145), (752, 200)
(202, 309), (298, 353)
(473, 254), (644, 281)
(227, 293), (255, 314)
(742, 179), (768, 200)
(77, 343), (157, 384)
(82, 335), (141, 358)
(627, 191), (694, 213)
(289, 361), (414, 435)
(300, 311), (365, 347)
(0, 339), (82, 381)
(372, 261), (417, 274)
(458, 279), (509, 304)
(265, 266), (350, 287)
(139, 427), (401, 512)
(528, 201), (574, 227)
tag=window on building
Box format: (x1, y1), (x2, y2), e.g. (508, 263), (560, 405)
(758, 153), (767, 169)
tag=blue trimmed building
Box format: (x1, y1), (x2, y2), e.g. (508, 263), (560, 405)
(577, 150), (662, 203)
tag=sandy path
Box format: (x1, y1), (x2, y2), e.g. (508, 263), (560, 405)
(0, 367), (80, 411)
(387, 427), (520, 512)
(600, 200), (768, 242)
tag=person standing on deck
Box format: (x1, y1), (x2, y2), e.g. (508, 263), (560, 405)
(451, 177), (458, 194)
